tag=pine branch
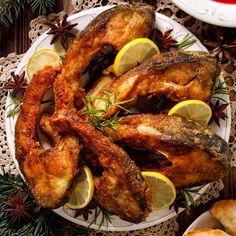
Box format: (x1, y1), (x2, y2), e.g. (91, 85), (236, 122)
(0, 170), (85, 236)
(0, 0), (55, 28)
(0, 0), (26, 28)
(28, 0), (55, 15)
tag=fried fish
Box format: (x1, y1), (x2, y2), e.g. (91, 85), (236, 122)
(106, 114), (231, 187)
(15, 4), (154, 220)
(86, 51), (220, 117)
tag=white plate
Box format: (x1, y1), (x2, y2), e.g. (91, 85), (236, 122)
(171, 0), (236, 27)
(5, 6), (231, 232)
(183, 210), (224, 235)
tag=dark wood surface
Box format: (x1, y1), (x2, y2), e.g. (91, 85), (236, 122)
(0, 1), (235, 235)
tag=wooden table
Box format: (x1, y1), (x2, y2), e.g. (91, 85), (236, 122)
(0, 1), (235, 235)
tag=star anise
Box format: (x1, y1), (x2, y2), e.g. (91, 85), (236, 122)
(203, 26), (236, 63)
(74, 201), (97, 221)
(45, 14), (78, 50)
(1, 71), (27, 98)
(153, 28), (178, 51)
(209, 99), (228, 127)
(1, 192), (35, 227)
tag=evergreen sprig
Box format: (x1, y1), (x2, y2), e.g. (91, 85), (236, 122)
(0, 0), (25, 28)
(0, 168), (86, 236)
(0, 0), (55, 28)
(28, 0), (55, 15)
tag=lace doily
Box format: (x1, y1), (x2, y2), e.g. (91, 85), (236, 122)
(1, 0), (235, 235)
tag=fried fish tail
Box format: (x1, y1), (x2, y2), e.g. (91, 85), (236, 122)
(32, 4), (154, 216)
(54, 111), (151, 223)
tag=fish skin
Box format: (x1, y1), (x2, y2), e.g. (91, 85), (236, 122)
(16, 4), (154, 216)
(107, 114), (231, 188)
(53, 111), (151, 223)
(15, 66), (81, 208)
(56, 4), (155, 111)
(87, 51), (220, 117)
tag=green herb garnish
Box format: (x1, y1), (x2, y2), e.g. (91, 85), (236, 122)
(177, 33), (196, 50)
(83, 89), (133, 136)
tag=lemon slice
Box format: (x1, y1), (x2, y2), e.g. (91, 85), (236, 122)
(113, 38), (160, 76)
(168, 99), (212, 126)
(66, 165), (94, 209)
(27, 49), (62, 79)
(142, 171), (176, 210)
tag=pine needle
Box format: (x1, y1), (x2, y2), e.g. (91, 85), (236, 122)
(0, 0), (26, 28)
(28, 0), (55, 15)
(0, 169), (85, 235)
(0, 0), (55, 28)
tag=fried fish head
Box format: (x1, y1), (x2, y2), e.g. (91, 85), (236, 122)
(185, 228), (230, 236)
(211, 200), (236, 236)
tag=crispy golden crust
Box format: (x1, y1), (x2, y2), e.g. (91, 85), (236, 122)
(54, 4), (155, 112)
(16, 5), (154, 219)
(15, 66), (61, 159)
(211, 200), (236, 236)
(15, 66), (81, 208)
(53, 111), (151, 223)
(107, 114), (231, 187)
(86, 51), (220, 117)
(185, 228), (230, 236)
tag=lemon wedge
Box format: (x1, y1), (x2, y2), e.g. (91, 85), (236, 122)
(168, 99), (212, 126)
(66, 165), (94, 209)
(142, 171), (176, 210)
(27, 49), (62, 79)
(113, 38), (160, 76)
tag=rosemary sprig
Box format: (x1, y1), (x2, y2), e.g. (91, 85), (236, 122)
(177, 33), (196, 50)
(174, 185), (204, 215)
(88, 207), (113, 229)
(212, 76), (229, 96)
(83, 89), (133, 136)
(6, 97), (22, 118)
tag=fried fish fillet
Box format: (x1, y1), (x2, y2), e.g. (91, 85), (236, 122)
(106, 114), (231, 188)
(16, 4), (154, 218)
(55, 111), (150, 223)
(15, 66), (81, 208)
(53, 4), (155, 117)
(86, 51), (220, 117)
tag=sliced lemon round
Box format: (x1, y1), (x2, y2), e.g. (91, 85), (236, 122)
(113, 38), (160, 76)
(168, 99), (212, 126)
(27, 49), (62, 79)
(142, 171), (176, 210)
(66, 165), (94, 209)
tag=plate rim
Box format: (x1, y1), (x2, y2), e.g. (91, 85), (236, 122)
(171, 0), (236, 27)
(4, 5), (231, 232)
(183, 210), (225, 234)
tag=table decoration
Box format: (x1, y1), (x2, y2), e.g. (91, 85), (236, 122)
(0, 0), (235, 235)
